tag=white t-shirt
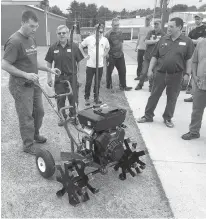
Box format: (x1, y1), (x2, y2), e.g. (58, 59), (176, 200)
(81, 34), (110, 68)
(137, 26), (153, 50)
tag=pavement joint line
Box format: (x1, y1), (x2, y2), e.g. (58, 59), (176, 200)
(153, 160), (206, 165)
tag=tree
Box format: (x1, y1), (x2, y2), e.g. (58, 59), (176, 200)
(38, 0), (49, 10)
(50, 5), (64, 16)
(187, 5), (197, 11)
(171, 4), (188, 13)
(198, 4), (206, 12)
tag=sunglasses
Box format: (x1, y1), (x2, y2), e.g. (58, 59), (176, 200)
(58, 32), (66, 35)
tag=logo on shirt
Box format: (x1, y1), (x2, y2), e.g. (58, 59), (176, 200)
(25, 44), (37, 55)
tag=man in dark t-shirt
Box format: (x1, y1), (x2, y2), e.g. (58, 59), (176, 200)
(105, 17), (132, 91)
(2, 10), (60, 155)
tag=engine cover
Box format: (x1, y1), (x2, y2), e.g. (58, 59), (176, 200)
(78, 107), (126, 132)
(94, 127), (125, 165)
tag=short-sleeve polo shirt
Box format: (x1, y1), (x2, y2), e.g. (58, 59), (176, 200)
(45, 40), (84, 76)
(152, 34), (194, 74)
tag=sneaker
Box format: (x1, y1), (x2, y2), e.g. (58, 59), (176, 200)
(137, 116), (153, 123)
(184, 96), (193, 102)
(23, 144), (36, 155)
(164, 119), (174, 128)
(135, 84), (142, 90)
(85, 99), (90, 106)
(34, 135), (47, 143)
(181, 132), (200, 140)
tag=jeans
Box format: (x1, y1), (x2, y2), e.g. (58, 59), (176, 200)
(145, 72), (183, 120)
(189, 85), (206, 134)
(136, 49), (145, 77)
(54, 74), (78, 118)
(137, 58), (154, 88)
(106, 55), (126, 88)
(84, 67), (103, 100)
(9, 76), (44, 148)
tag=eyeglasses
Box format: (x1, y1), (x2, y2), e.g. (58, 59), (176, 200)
(58, 32), (66, 35)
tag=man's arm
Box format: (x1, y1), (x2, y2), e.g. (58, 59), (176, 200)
(79, 43), (88, 58)
(46, 62), (53, 86)
(2, 59), (39, 82)
(148, 57), (157, 72)
(135, 33), (140, 51)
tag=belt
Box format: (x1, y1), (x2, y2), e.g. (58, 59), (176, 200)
(158, 70), (183, 75)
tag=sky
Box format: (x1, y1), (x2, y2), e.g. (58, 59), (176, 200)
(49, 0), (205, 13)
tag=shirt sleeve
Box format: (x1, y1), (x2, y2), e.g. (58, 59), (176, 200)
(3, 42), (18, 64)
(45, 47), (54, 64)
(192, 42), (199, 63)
(81, 37), (88, 48)
(145, 30), (152, 40)
(105, 38), (110, 49)
(185, 38), (195, 60)
(74, 44), (84, 63)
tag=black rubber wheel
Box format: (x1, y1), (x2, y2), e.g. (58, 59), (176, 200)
(36, 149), (55, 179)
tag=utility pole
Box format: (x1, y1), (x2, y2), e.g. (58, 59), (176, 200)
(45, 0), (49, 46)
(161, 0), (168, 30)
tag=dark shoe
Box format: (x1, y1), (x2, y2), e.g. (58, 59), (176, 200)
(23, 144), (36, 155)
(135, 84), (142, 90)
(120, 86), (132, 91)
(106, 84), (113, 89)
(184, 96), (193, 102)
(182, 132), (200, 140)
(94, 99), (103, 105)
(34, 135), (47, 143)
(134, 76), (140, 80)
(164, 119), (174, 128)
(137, 116), (153, 123)
(85, 99), (90, 106)
(58, 118), (64, 126)
(186, 89), (192, 94)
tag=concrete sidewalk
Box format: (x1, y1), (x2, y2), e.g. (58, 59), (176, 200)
(122, 42), (206, 218)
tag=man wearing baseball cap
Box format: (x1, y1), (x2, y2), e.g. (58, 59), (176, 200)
(184, 12), (206, 102)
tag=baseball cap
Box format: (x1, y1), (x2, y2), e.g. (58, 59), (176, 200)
(194, 13), (204, 19)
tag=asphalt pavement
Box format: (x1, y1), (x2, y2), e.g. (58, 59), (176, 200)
(123, 41), (206, 218)
(1, 47), (173, 218)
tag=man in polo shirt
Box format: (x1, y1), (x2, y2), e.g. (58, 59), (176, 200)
(182, 39), (206, 140)
(184, 12), (206, 103)
(45, 25), (84, 126)
(137, 17), (194, 128)
(79, 23), (110, 106)
(105, 17), (132, 91)
(135, 15), (153, 80)
(135, 19), (165, 91)
(2, 10), (61, 155)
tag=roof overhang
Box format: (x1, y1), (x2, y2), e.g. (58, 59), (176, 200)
(1, 0), (41, 5)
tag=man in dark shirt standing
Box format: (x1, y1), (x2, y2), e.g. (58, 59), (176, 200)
(184, 13), (206, 102)
(135, 19), (165, 91)
(1, 11), (60, 155)
(137, 17), (194, 128)
(45, 25), (84, 126)
(105, 17), (132, 91)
